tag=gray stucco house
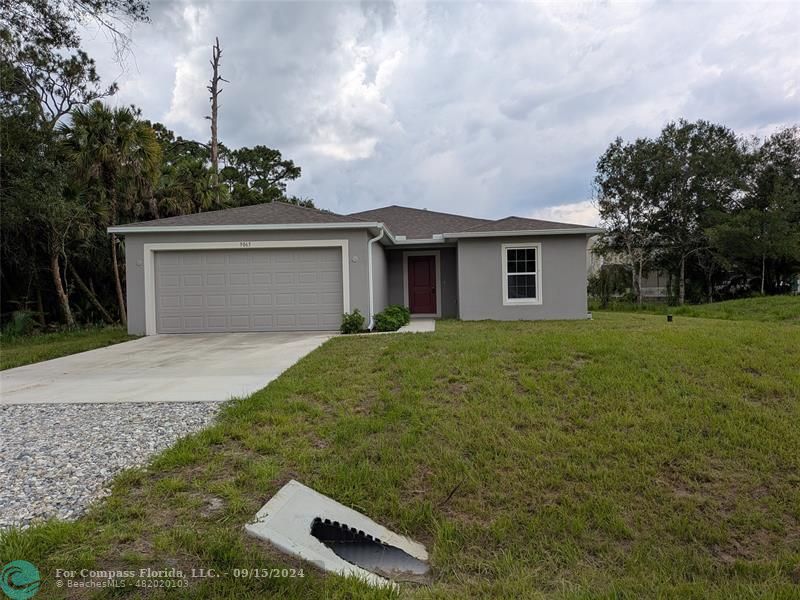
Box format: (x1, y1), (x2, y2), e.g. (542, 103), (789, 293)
(109, 203), (601, 335)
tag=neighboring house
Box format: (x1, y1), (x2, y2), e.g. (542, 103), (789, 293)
(587, 235), (669, 300)
(109, 204), (601, 335)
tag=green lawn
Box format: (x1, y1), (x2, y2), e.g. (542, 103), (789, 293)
(2, 313), (799, 598)
(593, 294), (800, 322)
(0, 327), (135, 370)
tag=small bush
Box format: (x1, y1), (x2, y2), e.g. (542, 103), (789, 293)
(373, 304), (411, 332)
(340, 309), (365, 334)
(2, 310), (39, 338)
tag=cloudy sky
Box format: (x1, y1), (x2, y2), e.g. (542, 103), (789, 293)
(81, 1), (800, 224)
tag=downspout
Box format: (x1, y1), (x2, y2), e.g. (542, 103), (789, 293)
(367, 226), (385, 330)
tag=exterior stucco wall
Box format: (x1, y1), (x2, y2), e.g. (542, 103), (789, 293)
(385, 246), (458, 318)
(121, 229), (372, 335)
(371, 242), (389, 316)
(457, 235), (591, 321)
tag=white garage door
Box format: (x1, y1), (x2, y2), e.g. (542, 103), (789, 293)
(155, 247), (343, 333)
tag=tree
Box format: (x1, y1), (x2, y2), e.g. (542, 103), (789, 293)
(221, 145), (303, 206)
(1, 110), (90, 326)
(206, 37), (228, 205)
(652, 120), (744, 304)
(708, 126), (800, 294)
(60, 102), (161, 326)
(594, 137), (660, 304)
(1, 0), (149, 129)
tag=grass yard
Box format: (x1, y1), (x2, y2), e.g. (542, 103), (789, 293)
(1, 313), (799, 598)
(0, 327), (135, 370)
(593, 294), (800, 322)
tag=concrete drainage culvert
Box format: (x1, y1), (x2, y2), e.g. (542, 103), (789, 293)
(245, 480), (430, 588)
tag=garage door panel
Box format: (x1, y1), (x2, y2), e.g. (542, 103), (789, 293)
(275, 293), (295, 306)
(160, 295), (181, 308)
(298, 272), (318, 284)
(230, 315), (250, 328)
(319, 271), (341, 284)
(155, 247), (343, 333)
(230, 295), (250, 306)
(183, 295), (203, 307)
(276, 315), (296, 327)
(207, 295), (227, 307)
(185, 316), (205, 330)
(183, 274), (203, 286)
(297, 314), (319, 328)
(253, 314), (274, 327)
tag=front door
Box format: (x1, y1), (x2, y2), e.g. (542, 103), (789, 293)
(408, 255), (437, 314)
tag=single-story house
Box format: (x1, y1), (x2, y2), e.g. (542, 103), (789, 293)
(109, 203), (602, 335)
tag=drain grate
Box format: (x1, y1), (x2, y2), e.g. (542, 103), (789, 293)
(245, 480), (430, 588)
(310, 518), (430, 582)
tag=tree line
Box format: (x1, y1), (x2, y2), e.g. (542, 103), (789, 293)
(1, 0), (312, 331)
(593, 119), (800, 305)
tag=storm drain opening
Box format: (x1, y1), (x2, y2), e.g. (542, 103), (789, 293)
(310, 517), (430, 583)
(245, 480), (431, 589)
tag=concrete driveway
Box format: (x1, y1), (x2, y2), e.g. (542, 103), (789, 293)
(0, 332), (334, 405)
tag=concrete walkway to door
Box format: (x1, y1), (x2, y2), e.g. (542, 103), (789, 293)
(0, 332), (334, 405)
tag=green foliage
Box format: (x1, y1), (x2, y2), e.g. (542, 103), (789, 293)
(1, 310), (39, 338)
(220, 145), (303, 207)
(339, 309), (365, 334)
(1, 2), (313, 328)
(588, 264), (631, 308)
(595, 120), (800, 303)
(373, 304), (411, 332)
(0, 326), (134, 370)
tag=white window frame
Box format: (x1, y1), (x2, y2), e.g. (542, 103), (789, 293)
(143, 240), (350, 335)
(501, 243), (542, 306)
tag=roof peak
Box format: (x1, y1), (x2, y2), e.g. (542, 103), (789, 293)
(352, 204), (489, 221)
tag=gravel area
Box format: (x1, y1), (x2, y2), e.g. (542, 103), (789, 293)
(0, 402), (221, 530)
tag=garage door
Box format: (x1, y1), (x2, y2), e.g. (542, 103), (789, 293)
(155, 247), (343, 333)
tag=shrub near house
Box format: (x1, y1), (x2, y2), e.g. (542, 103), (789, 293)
(373, 305), (411, 332)
(340, 305), (411, 334)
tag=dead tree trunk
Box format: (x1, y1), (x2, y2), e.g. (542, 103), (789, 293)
(207, 37), (228, 206)
(761, 253), (766, 295)
(679, 255), (686, 305)
(68, 263), (115, 324)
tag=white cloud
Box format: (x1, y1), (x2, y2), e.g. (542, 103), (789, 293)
(79, 1), (799, 222)
(530, 201), (600, 226)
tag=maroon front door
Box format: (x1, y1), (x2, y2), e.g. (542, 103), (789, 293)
(408, 255), (437, 314)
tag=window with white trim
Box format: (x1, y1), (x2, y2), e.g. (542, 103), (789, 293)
(502, 244), (541, 305)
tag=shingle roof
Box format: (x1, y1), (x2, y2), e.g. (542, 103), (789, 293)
(457, 215), (597, 233)
(120, 201), (366, 228)
(348, 205), (491, 238)
(114, 202), (598, 237)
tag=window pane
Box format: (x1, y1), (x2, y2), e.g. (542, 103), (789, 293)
(507, 248), (520, 273)
(522, 248), (536, 272)
(507, 274), (537, 299)
(506, 247), (536, 274)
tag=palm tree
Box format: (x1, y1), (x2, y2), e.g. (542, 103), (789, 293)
(61, 102), (161, 326)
